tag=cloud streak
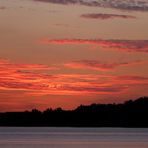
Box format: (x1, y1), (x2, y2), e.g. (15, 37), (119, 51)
(81, 13), (136, 20)
(0, 59), (58, 72)
(41, 39), (148, 53)
(64, 60), (143, 71)
(34, 0), (148, 12)
(0, 59), (148, 96)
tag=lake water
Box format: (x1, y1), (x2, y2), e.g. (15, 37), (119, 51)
(0, 127), (148, 148)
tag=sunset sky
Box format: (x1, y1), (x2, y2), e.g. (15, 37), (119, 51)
(0, 0), (148, 111)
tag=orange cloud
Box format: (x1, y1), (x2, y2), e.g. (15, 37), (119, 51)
(0, 59), (57, 71)
(0, 59), (148, 97)
(40, 39), (148, 53)
(115, 75), (148, 85)
(64, 60), (143, 71)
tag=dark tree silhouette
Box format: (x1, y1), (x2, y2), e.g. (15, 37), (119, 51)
(0, 96), (148, 127)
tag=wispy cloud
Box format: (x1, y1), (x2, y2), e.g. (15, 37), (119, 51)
(0, 59), (57, 71)
(81, 13), (136, 20)
(64, 60), (143, 71)
(41, 39), (148, 53)
(0, 59), (148, 96)
(0, 6), (7, 10)
(34, 0), (148, 12)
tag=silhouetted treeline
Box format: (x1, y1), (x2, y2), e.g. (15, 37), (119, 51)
(0, 97), (148, 127)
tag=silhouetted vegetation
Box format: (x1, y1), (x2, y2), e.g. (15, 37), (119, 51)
(0, 97), (148, 127)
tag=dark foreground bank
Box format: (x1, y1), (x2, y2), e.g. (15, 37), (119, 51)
(0, 97), (148, 127)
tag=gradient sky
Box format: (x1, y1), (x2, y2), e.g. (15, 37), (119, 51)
(0, 0), (148, 111)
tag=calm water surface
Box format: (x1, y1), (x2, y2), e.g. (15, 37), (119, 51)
(0, 127), (148, 148)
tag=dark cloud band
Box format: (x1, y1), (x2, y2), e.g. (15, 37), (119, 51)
(81, 13), (136, 20)
(34, 0), (148, 12)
